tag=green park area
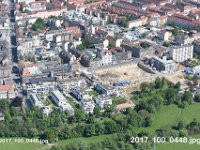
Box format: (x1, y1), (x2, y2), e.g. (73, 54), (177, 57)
(2, 103), (200, 150)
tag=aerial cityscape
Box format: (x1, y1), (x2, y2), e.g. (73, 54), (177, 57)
(0, 0), (200, 149)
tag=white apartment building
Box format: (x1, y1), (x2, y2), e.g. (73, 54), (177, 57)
(51, 90), (74, 115)
(29, 94), (52, 117)
(170, 44), (193, 62)
(96, 95), (112, 109)
(42, 106), (52, 117)
(26, 83), (54, 95)
(57, 78), (86, 92)
(29, 94), (44, 108)
(25, 1), (46, 13)
(80, 98), (95, 114)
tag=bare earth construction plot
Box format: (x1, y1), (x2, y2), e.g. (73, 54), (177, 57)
(164, 71), (188, 90)
(95, 64), (155, 85)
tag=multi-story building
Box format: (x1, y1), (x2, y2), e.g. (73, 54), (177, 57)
(25, 82), (54, 95)
(170, 44), (193, 62)
(16, 0), (35, 4)
(121, 41), (155, 58)
(0, 84), (15, 99)
(29, 94), (52, 117)
(194, 39), (200, 55)
(51, 90), (74, 115)
(29, 93), (44, 108)
(80, 98), (95, 114)
(25, 1), (46, 13)
(57, 78), (86, 92)
(70, 88), (92, 102)
(152, 56), (177, 73)
(96, 95), (112, 108)
(0, 66), (11, 78)
(94, 83), (120, 96)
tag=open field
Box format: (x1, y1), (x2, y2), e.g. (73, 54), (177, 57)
(55, 134), (115, 147)
(136, 104), (200, 133)
(156, 134), (200, 150)
(0, 138), (49, 150)
(156, 142), (200, 150)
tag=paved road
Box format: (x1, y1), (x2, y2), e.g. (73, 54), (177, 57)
(9, 0), (18, 63)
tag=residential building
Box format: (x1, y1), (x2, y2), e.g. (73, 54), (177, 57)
(152, 56), (178, 73)
(29, 94), (52, 117)
(25, 82), (54, 95)
(0, 84), (15, 99)
(29, 94), (44, 108)
(170, 44), (193, 62)
(121, 41), (155, 58)
(42, 106), (52, 117)
(127, 17), (148, 28)
(71, 88), (92, 102)
(96, 95), (112, 108)
(0, 66), (11, 78)
(94, 83), (120, 96)
(157, 30), (172, 41)
(80, 98), (95, 114)
(193, 39), (200, 55)
(57, 77), (86, 92)
(51, 90), (74, 115)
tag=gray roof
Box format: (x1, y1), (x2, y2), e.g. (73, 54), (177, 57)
(29, 77), (56, 84)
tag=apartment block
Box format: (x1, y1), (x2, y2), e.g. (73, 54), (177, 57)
(170, 44), (193, 62)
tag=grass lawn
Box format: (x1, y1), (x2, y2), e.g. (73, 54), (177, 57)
(156, 134), (200, 150)
(133, 103), (200, 133)
(179, 103), (200, 123)
(55, 134), (115, 147)
(155, 142), (200, 150)
(0, 138), (49, 150)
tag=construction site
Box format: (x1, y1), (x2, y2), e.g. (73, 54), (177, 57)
(94, 63), (154, 85)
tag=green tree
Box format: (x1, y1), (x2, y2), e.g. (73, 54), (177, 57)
(174, 82), (181, 90)
(43, 128), (58, 143)
(104, 120), (119, 134)
(182, 91), (193, 104)
(164, 88), (178, 105)
(172, 28), (180, 36)
(95, 122), (105, 135)
(177, 120), (184, 130)
(140, 82), (153, 93)
(154, 78), (163, 89)
(0, 99), (8, 112)
(194, 94), (200, 102)
(4, 111), (12, 123)
(32, 18), (45, 31)
(103, 105), (114, 117)
(121, 18), (127, 27)
(93, 106), (101, 117)
(74, 109), (85, 122)
(28, 128), (38, 138)
(84, 124), (95, 137)
(162, 41), (170, 47)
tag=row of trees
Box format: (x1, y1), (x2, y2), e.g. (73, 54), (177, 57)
(51, 131), (152, 150)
